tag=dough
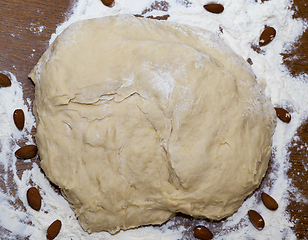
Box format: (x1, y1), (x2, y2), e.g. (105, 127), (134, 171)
(29, 15), (276, 233)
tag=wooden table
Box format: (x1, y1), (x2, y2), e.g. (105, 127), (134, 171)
(1, 0), (307, 238)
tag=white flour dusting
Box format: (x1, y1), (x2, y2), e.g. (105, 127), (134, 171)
(28, 22), (46, 35)
(1, 0), (307, 239)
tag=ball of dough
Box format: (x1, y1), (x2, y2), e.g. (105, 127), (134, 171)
(29, 15), (276, 233)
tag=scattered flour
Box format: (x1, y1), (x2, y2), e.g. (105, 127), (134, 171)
(28, 22), (46, 35)
(1, 0), (307, 239)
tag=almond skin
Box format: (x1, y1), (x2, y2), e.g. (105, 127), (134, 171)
(274, 107), (291, 123)
(193, 225), (214, 239)
(0, 73), (11, 88)
(101, 0), (114, 7)
(259, 26), (276, 46)
(27, 187), (42, 211)
(261, 192), (278, 210)
(15, 145), (38, 159)
(248, 210), (265, 230)
(203, 3), (224, 14)
(47, 219), (62, 240)
(13, 109), (25, 131)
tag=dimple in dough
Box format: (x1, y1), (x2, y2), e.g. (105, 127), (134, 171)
(29, 15), (276, 234)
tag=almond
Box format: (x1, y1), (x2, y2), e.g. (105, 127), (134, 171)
(203, 3), (224, 14)
(27, 187), (42, 211)
(248, 210), (265, 230)
(259, 26), (276, 46)
(13, 109), (25, 131)
(47, 219), (62, 240)
(101, 0), (114, 7)
(261, 192), (278, 210)
(15, 145), (38, 159)
(0, 73), (11, 88)
(193, 225), (213, 239)
(274, 107), (291, 123)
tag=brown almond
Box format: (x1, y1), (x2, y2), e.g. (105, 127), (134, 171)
(15, 145), (38, 159)
(27, 187), (42, 211)
(193, 225), (213, 239)
(259, 26), (276, 46)
(0, 73), (11, 88)
(101, 0), (114, 7)
(13, 109), (25, 131)
(203, 3), (224, 14)
(274, 107), (291, 123)
(248, 210), (265, 230)
(261, 192), (278, 210)
(47, 219), (62, 240)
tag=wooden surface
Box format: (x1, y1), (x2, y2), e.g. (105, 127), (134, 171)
(0, 0), (307, 239)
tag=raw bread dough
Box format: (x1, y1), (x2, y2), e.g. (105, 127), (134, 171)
(29, 15), (276, 233)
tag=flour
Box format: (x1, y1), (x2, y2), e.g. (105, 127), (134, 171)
(28, 23), (45, 35)
(0, 0), (307, 239)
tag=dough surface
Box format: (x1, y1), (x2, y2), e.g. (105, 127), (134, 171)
(29, 15), (276, 233)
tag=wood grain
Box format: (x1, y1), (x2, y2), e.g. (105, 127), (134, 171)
(284, 1), (308, 239)
(0, 0), (307, 239)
